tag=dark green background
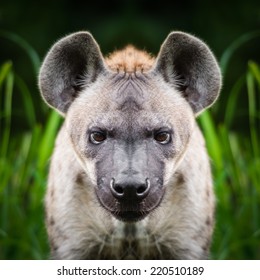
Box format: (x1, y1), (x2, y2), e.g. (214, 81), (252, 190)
(0, 0), (259, 75)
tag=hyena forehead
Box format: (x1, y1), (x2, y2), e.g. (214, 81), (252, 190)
(68, 71), (194, 133)
(69, 45), (157, 116)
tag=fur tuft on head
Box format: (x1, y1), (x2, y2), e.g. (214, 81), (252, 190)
(105, 45), (154, 73)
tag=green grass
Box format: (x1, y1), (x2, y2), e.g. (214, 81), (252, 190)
(199, 60), (260, 259)
(0, 32), (260, 259)
(0, 33), (62, 259)
(0, 62), (61, 259)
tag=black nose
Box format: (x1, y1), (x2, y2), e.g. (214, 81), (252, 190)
(110, 178), (150, 201)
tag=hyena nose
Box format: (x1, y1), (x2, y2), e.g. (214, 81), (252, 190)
(110, 178), (150, 201)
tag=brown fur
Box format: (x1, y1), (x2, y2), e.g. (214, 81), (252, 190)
(105, 45), (154, 72)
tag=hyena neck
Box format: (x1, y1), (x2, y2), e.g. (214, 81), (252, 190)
(105, 45), (155, 73)
(106, 221), (149, 259)
(86, 220), (178, 260)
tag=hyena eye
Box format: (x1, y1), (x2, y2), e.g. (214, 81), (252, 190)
(90, 131), (107, 144)
(154, 132), (171, 144)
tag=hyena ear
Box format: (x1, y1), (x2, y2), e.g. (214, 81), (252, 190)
(154, 32), (222, 115)
(38, 32), (105, 114)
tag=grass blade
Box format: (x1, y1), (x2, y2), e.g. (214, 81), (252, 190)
(198, 110), (223, 171)
(14, 74), (37, 127)
(37, 110), (62, 171)
(0, 66), (14, 158)
(0, 61), (13, 89)
(0, 30), (41, 74)
(247, 63), (259, 157)
(220, 31), (260, 76)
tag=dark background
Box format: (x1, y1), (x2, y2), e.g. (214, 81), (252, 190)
(1, 0), (259, 83)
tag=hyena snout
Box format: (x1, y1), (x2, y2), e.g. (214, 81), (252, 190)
(110, 177), (150, 201)
(97, 173), (164, 222)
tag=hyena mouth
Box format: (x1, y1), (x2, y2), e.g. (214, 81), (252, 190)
(111, 210), (149, 222)
(96, 192), (151, 222)
(96, 177), (165, 222)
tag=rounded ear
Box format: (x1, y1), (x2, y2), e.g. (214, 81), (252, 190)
(153, 32), (222, 115)
(38, 32), (106, 114)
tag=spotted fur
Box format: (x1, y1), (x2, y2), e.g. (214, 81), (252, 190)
(39, 31), (221, 259)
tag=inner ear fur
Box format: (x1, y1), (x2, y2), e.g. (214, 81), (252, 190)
(38, 32), (106, 114)
(154, 31), (222, 115)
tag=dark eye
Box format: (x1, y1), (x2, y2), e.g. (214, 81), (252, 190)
(154, 132), (171, 144)
(90, 131), (107, 144)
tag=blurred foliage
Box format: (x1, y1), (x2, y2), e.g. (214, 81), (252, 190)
(0, 0), (260, 259)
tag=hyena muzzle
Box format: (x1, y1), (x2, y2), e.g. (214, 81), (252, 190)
(39, 31), (221, 259)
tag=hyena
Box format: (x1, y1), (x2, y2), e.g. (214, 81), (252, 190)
(38, 31), (221, 259)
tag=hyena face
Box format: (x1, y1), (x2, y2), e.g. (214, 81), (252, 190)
(65, 70), (195, 222)
(39, 31), (221, 259)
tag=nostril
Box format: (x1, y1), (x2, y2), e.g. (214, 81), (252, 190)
(136, 178), (150, 198)
(110, 178), (124, 198)
(136, 185), (147, 194)
(114, 185), (124, 195)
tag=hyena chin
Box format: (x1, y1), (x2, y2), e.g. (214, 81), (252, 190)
(39, 31), (221, 259)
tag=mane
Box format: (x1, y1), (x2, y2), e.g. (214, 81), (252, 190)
(105, 45), (155, 73)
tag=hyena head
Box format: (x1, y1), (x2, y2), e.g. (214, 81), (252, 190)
(39, 31), (221, 222)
